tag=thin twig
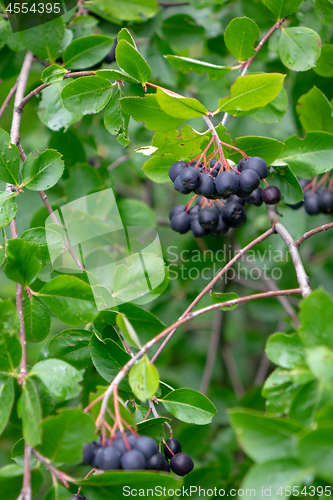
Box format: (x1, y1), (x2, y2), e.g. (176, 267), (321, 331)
(267, 206), (311, 297)
(199, 309), (223, 395)
(0, 82), (18, 120)
(22, 445), (32, 500)
(221, 18), (286, 127)
(151, 227), (275, 363)
(107, 155), (129, 172)
(295, 222), (333, 247)
(94, 288), (301, 427)
(31, 449), (75, 487)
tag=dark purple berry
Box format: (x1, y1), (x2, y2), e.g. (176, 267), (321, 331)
(215, 171), (239, 197)
(93, 446), (120, 470)
(286, 201), (304, 210)
(189, 205), (200, 217)
(262, 186), (282, 205)
(209, 161), (221, 177)
(198, 206), (219, 229)
(235, 187), (250, 199)
(318, 189), (333, 213)
(210, 217), (229, 236)
(169, 205), (185, 220)
(237, 157), (248, 172)
(164, 438), (182, 460)
(121, 449), (145, 470)
(239, 169), (261, 193)
(146, 452), (169, 471)
(170, 453), (194, 476)
(174, 175), (192, 194)
(221, 202), (246, 228)
(164, 460), (171, 472)
(245, 187), (263, 206)
(132, 436), (158, 460)
(112, 438), (127, 456)
(190, 217), (210, 238)
(194, 173), (215, 196)
(227, 194), (246, 205)
(242, 156), (268, 179)
(170, 211), (191, 234)
(82, 442), (98, 465)
(179, 167), (200, 190)
(304, 193), (321, 215)
(169, 161), (188, 182)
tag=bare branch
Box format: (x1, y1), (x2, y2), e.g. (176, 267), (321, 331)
(31, 449), (75, 488)
(267, 205), (311, 297)
(295, 221), (333, 247)
(0, 82), (18, 121)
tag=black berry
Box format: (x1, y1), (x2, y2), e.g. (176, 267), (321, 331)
(245, 187), (263, 206)
(164, 437), (182, 460)
(174, 175), (192, 194)
(190, 217), (210, 238)
(170, 453), (194, 476)
(239, 169), (261, 193)
(112, 438), (127, 456)
(169, 161), (188, 182)
(215, 171), (239, 197)
(132, 436), (158, 460)
(304, 193), (321, 215)
(189, 205), (200, 218)
(237, 157), (248, 172)
(194, 173), (215, 197)
(209, 161), (221, 177)
(93, 446), (120, 470)
(179, 167), (200, 190)
(198, 206), (219, 229)
(170, 211), (191, 234)
(243, 156), (268, 179)
(262, 186), (281, 205)
(169, 205), (185, 220)
(318, 189), (333, 213)
(121, 449), (145, 470)
(227, 194), (245, 206)
(146, 452), (169, 471)
(210, 217), (229, 236)
(221, 202), (246, 228)
(82, 442), (97, 465)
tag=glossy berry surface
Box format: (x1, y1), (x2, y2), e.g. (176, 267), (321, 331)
(215, 171), (239, 197)
(170, 211), (191, 234)
(121, 449), (146, 470)
(237, 157), (248, 172)
(93, 446), (120, 470)
(132, 436), (158, 460)
(169, 161), (188, 182)
(146, 452), (169, 471)
(169, 205), (185, 220)
(190, 217), (210, 238)
(245, 187), (263, 206)
(164, 437), (182, 459)
(304, 194), (321, 215)
(198, 206), (219, 229)
(239, 169), (261, 193)
(210, 217), (230, 236)
(243, 156), (268, 179)
(262, 186), (281, 205)
(170, 453), (194, 476)
(174, 175), (192, 194)
(179, 167), (200, 190)
(194, 173), (215, 196)
(222, 202), (246, 228)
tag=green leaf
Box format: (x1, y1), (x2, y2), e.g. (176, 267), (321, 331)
(0, 464), (42, 500)
(0, 299), (19, 337)
(63, 35), (114, 70)
(278, 27), (321, 72)
(315, 0), (333, 27)
(299, 424), (333, 481)
(61, 76), (112, 115)
(48, 329), (92, 370)
(30, 359), (82, 400)
(229, 409), (302, 463)
(269, 164), (304, 204)
(262, 0), (304, 17)
(297, 86), (333, 133)
(0, 334), (21, 373)
(41, 65), (67, 84)
(19, 17), (65, 62)
(241, 459), (309, 500)
(142, 154), (177, 183)
(165, 55), (233, 80)
(298, 290), (333, 349)
(17, 379), (42, 447)
(96, 68), (138, 84)
(224, 17), (259, 61)
(156, 88), (208, 119)
(116, 40), (151, 85)
(4, 239), (41, 287)
(37, 408), (96, 464)
(36, 275), (98, 326)
(21, 227), (64, 268)
(161, 388), (217, 425)
(266, 333), (305, 369)
(38, 80), (83, 132)
(0, 377), (14, 437)
(23, 296), (50, 343)
(85, 0), (158, 22)
(278, 131), (333, 177)
(210, 292), (238, 310)
(120, 95), (184, 132)
(21, 149), (64, 191)
(151, 125), (208, 160)
(90, 333), (131, 384)
(218, 73), (285, 114)
(117, 28), (136, 48)
(116, 314), (142, 349)
(137, 416), (171, 442)
(0, 192), (17, 228)
(314, 44), (333, 76)
(104, 89), (130, 147)
(306, 346), (333, 385)
(252, 88), (289, 124)
(118, 198), (156, 227)
(162, 14), (204, 50)
(0, 128), (20, 185)
(229, 136), (284, 165)
(129, 355), (159, 402)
